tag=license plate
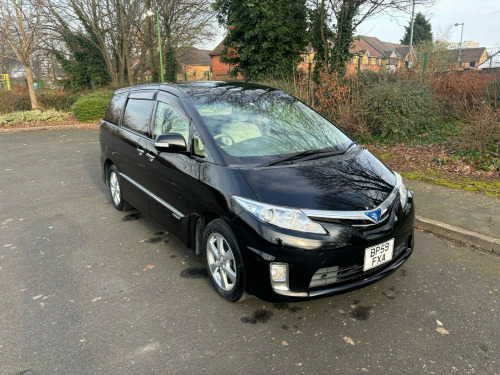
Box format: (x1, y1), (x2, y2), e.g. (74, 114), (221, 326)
(363, 238), (394, 271)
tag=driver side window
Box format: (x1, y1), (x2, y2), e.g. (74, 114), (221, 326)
(153, 101), (190, 141)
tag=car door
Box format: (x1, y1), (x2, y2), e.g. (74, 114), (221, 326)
(141, 92), (206, 243)
(113, 91), (156, 214)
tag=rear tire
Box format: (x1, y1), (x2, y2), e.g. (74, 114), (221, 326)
(108, 165), (132, 211)
(203, 219), (248, 302)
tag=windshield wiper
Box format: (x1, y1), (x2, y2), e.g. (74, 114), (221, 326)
(262, 143), (355, 167)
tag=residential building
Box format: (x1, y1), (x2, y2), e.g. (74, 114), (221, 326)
(177, 47), (212, 81)
(448, 40), (480, 49)
(448, 47), (488, 69)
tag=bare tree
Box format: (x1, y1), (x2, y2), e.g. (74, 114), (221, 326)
(0, 0), (42, 109)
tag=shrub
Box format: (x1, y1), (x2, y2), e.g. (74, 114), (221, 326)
(459, 104), (500, 157)
(71, 90), (113, 121)
(360, 78), (437, 139)
(38, 91), (81, 111)
(314, 72), (368, 138)
(486, 73), (500, 109)
(430, 71), (490, 117)
(0, 89), (31, 114)
(0, 110), (69, 125)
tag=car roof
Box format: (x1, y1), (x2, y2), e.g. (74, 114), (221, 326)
(114, 81), (279, 99)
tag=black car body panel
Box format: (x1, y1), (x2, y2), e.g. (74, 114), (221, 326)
(99, 81), (415, 302)
(238, 147), (396, 211)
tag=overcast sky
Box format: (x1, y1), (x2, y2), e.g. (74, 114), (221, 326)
(206, 0), (499, 50)
(356, 0), (500, 47)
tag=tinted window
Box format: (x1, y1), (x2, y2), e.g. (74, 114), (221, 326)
(153, 101), (190, 141)
(122, 99), (154, 136)
(104, 94), (127, 124)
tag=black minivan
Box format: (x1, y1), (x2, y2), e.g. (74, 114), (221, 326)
(99, 81), (415, 302)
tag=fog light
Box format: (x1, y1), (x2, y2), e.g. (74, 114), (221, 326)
(270, 262), (289, 291)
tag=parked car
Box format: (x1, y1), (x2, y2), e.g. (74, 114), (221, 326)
(99, 81), (415, 302)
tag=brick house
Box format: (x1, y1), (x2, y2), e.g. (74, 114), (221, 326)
(209, 41), (243, 80)
(448, 47), (488, 69)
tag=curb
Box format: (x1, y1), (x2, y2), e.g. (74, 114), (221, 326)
(0, 124), (99, 133)
(415, 215), (499, 254)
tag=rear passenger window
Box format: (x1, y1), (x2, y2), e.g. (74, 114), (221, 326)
(153, 102), (190, 141)
(103, 93), (127, 125)
(122, 99), (154, 137)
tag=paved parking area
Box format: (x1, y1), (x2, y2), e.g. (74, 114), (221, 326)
(0, 129), (499, 375)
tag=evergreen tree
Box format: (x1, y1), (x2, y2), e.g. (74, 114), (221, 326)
(400, 12), (433, 45)
(214, 0), (308, 80)
(164, 45), (178, 82)
(55, 23), (111, 90)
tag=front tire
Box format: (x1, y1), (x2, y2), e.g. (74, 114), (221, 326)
(108, 165), (131, 211)
(203, 219), (247, 302)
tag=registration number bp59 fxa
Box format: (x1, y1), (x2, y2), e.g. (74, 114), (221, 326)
(363, 238), (394, 271)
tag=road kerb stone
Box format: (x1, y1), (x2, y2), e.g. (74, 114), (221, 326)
(415, 215), (498, 253)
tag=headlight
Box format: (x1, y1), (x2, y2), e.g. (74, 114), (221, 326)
(233, 196), (326, 234)
(395, 173), (408, 209)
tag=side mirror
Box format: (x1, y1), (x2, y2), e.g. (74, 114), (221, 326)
(154, 133), (187, 152)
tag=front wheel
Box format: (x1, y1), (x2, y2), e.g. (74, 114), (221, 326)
(203, 219), (247, 302)
(108, 165), (131, 211)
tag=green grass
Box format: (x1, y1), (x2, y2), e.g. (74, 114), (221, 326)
(401, 171), (500, 197)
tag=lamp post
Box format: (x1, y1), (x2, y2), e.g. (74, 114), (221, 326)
(408, 0), (416, 68)
(454, 22), (464, 68)
(146, 10), (164, 82)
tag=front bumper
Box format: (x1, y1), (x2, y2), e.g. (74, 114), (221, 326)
(230, 193), (415, 302)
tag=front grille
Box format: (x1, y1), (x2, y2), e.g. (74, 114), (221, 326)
(311, 210), (391, 228)
(309, 239), (409, 289)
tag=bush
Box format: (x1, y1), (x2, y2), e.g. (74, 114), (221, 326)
(71, 90), (113, 121)
(430, 71), (490, 117)
(486, 73), (500, 109)
(0, 110), (69, 125)
(0, 89), (31, 114)
(38, 91), (81, 111)
(459, 104), (500, 157)
(360, 78), (437, 139)
(314, 71), (367, 137)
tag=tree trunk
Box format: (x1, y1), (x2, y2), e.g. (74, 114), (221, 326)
(24, 64), (38, 110)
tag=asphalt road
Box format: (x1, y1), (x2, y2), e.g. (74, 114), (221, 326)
(0, 129), (499, 375)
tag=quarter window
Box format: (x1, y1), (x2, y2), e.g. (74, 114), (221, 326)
(122, 99), (154, 136)
(104, 93), (127, 125)
(153, 102), (190, 141)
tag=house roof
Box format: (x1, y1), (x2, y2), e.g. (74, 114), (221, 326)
(350, 38), (384, 57)
(177, 47), (212, 66)
(210, 41), (225, 56)
(358, 36), (411, 59)
(448, 47), (486, 65)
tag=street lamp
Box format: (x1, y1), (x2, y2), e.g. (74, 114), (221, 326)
(146, 9), (164, 82)
(407, 0), (416, 68)
(454, 22), (464, 68)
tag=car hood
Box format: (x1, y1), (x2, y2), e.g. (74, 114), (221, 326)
(238, 147), (396, 211)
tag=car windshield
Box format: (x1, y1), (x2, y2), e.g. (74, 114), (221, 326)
(191, 86), (351, 165)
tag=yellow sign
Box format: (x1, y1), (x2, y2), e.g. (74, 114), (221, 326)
(0, 74), (11, 90)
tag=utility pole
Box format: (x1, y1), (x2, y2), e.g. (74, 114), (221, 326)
(454, 23), (464, 68)
(407, 0), (416, 68)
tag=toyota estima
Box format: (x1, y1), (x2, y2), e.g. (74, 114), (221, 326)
(100, 81), (415, 302)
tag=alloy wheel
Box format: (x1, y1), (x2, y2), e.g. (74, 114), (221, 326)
(206, 233), (237, 291)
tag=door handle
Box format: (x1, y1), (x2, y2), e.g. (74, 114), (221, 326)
(146, 152), (156, 162)
(137, 147), (145, 156)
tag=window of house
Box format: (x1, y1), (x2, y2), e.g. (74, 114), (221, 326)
(470, 61), (476, 67)
(121, 99), (154, 136)
(153, 101), (190, 141)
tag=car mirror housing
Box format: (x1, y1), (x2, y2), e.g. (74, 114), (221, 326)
(154, 133), (187, 152)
